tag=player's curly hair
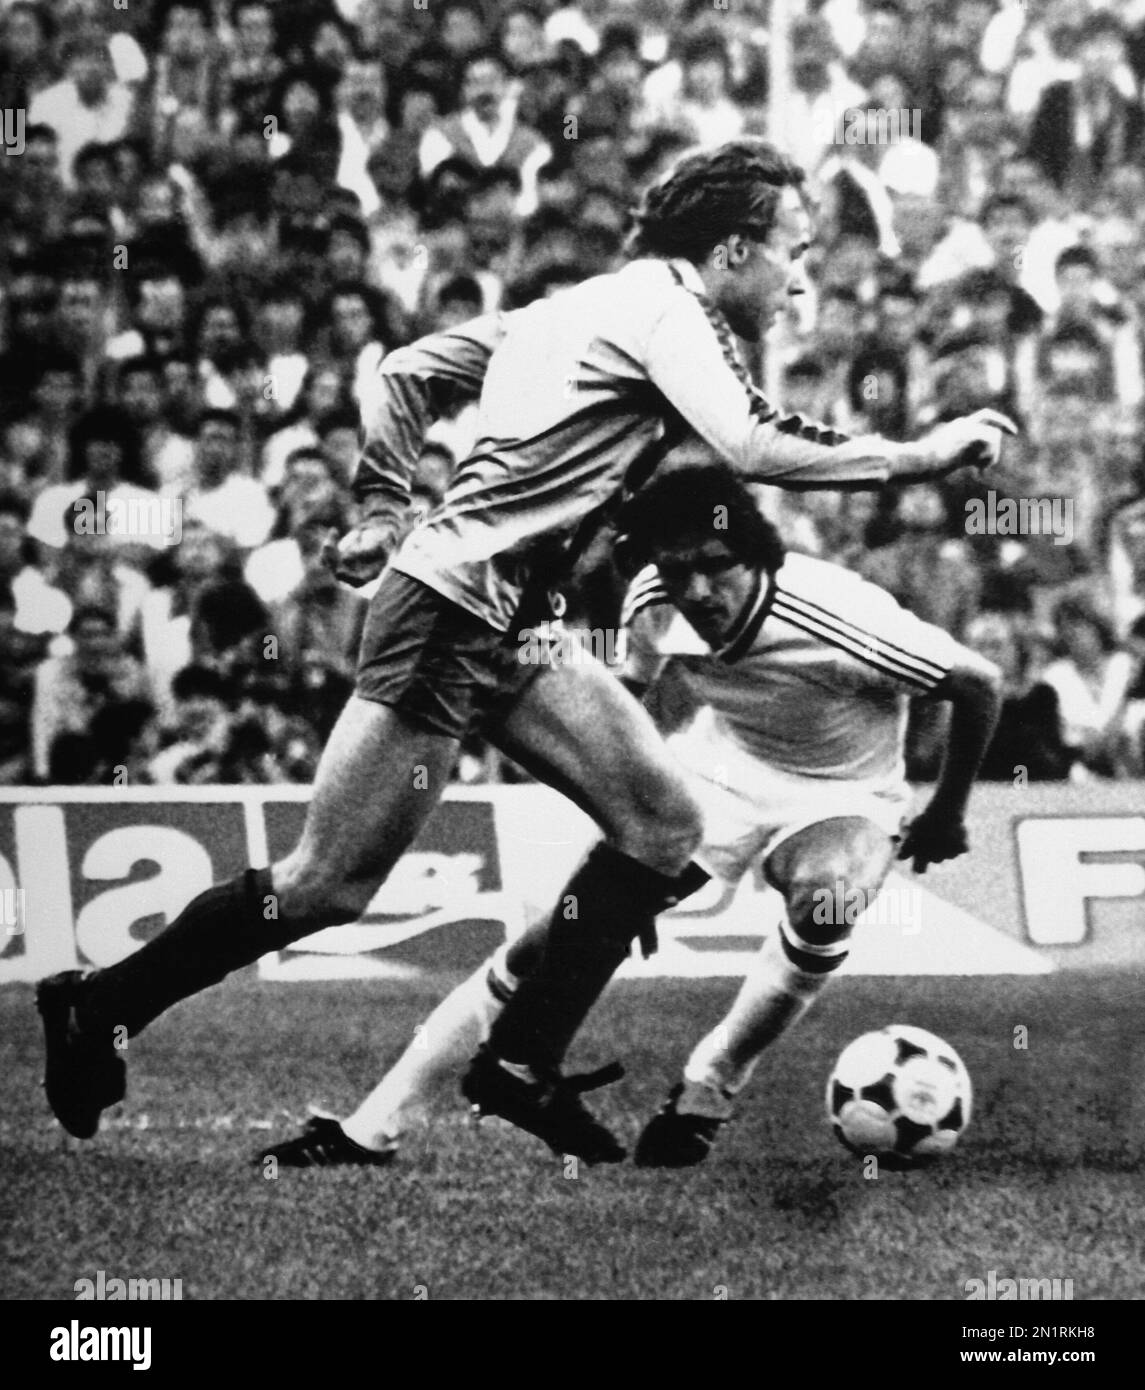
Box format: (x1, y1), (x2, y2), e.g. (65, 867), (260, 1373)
(626, 138), (807, 263)
(616, 461), (786, 577)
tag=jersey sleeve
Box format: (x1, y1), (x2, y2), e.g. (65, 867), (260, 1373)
(831, 582), (962, 697)
(641, 292), (901, 489)
(351, 312), (510, 523)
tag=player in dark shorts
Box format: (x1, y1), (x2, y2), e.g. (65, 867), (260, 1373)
(37, 139), (1014, 1160)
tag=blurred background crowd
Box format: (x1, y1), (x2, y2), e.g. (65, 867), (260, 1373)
(2, 0), (1145, 787)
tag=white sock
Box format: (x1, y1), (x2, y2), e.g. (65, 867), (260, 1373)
(342, 949), (517, 1151)
(683, 922), (845, 1097)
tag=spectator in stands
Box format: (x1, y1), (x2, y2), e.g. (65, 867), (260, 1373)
(641, 25), (746, 149)
(261, 360), (350, 490)
(133, 518), (233, 714)
(266, 495), (366, 683)
(419, 48), (552, 218)
(184, 408), (273, 550)
(0, 583), (46, 783)
(112, 262), (191, 363)
(25, 405), (163, 557)
(145, 0), (224, 167)
(222, 0), (284, 140)
(115, 355), (195, 496)
(28, 31), (134, 190)
(0, 2), (58, 111)
(334, 53), (390, 216)
(965, 610), (1071, 781)
(147, 662), (232, 784)
(1041, 592), (1136, 779)
(1042, 245), (1143, 411)
(245, 448), (343, 606)
(31, 603), (150, 781)
(0, 493), (72, 637)
(861, 482), (982, 639)
(1028, 11), (1143, 195)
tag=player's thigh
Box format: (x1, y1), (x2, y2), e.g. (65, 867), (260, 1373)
(276, 694), (459, 923)
(489, 656), (701, 871)
(765, 816), (896, 942)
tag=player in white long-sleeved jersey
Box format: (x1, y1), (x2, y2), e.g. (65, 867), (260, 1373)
(258, 462), (1001, 1170)
(41, 139), (1013, 1162)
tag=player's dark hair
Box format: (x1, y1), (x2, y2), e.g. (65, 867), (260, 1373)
(616, 462), (785, 577)
(626, 138), (806, 263)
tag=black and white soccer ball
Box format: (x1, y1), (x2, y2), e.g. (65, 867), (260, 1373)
(826, 1025), (972, 1162)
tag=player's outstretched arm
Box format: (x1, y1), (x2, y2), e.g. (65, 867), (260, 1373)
(326, 313), (509, 586)
(643, 295), (1017, 490)
(887, 409), (1020, 483)
(898, 647), (1004, 873)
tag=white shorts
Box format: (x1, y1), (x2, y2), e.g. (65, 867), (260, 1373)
(666, 713), (912, 885)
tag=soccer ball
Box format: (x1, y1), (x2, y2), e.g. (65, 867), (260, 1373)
(826, 1025), (972, 1163)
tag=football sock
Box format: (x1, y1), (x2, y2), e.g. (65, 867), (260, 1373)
(79, 867), (288, 1039)
(343, 950), (519, 1151)
(684, 919), (848, 1096)
(488, 845), (708, 1072)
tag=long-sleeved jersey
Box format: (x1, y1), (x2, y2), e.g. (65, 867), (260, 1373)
(621, 551), (960, 784)
(361, 257), (907, 631)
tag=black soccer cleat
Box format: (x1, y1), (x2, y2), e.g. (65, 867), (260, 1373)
(461, 1045), (627, 1165)
(36, 970), (126, 1139)
(254, 1115), (396, 1169)
(634, 1081), (734, 1168)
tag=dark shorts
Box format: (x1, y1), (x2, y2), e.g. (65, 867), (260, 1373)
(355, 569), (545, 740)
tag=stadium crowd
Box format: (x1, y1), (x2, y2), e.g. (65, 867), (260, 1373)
(1, 0), (1145, 786)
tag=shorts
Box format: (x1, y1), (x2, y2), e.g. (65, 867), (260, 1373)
(666, 710), (911, 885)
(355, 569), (549, 739)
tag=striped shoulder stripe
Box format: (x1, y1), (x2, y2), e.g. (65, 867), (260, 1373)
(771, 591), (947, 689)
(775, 588), (949, 680)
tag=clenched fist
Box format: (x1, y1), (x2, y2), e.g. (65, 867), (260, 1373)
(919, 408), (1019, 478)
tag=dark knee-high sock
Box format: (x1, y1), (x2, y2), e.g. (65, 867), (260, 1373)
(488, 845), (707, 1072)
(79, 867), (294, 1039)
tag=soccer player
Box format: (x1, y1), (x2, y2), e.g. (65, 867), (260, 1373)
(257, 460), (1002, 1169)
(37, 139), (1012, 1160)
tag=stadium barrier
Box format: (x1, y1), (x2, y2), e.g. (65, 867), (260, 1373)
(1, 782), (1142, 987)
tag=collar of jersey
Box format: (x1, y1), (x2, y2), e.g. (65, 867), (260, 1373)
(668, 257), (707, 298)
(712, 570), (776, 664)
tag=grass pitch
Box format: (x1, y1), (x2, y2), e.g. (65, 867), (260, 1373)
(2, 971), (1143, 1301)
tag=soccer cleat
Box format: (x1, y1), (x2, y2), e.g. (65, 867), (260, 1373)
(36, 970), (126, 1139)
(634, 1080), (734, 1168)
(461, 1045), (627, 1164)
(254, 1116), (396, 1169)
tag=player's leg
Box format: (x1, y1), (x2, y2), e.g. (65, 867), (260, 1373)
(36, 571), (485, 1139)
(454, 653), (707, 1160)
(264, 654), (704, 1167)
(478, 652), (705, 1070)
(637, 816), (895, 1166)
(261, 937), (535, 1166)
(40, 696), (459, 1139)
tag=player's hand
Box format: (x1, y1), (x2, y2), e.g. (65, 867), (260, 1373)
(920, 409), (1019, 477)
(896, 805), (970, 874)
(321, 521), (398, 587)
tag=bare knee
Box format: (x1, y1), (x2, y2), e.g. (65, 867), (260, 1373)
(785, 853), (896, 945)
(272, 854), (376, 929)
(610, 774), (703, 875)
